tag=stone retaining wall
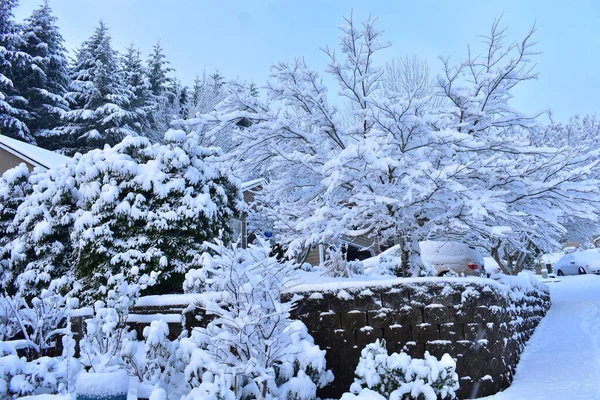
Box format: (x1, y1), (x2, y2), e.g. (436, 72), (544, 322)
(280, 276), (550, 399)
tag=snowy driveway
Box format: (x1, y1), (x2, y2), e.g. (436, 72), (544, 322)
(483, 275), (600, 400)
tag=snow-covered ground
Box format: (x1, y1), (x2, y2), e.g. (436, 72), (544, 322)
(483, 274), (600, 400)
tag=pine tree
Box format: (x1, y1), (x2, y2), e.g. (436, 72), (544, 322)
(146, 41), (172, 97)
(18, 0), (70, 146)
(57, 20), (135, 154)
(145, 41), (174, 140)
(0, 0), (32, 142)
(121, 43), (155, 134)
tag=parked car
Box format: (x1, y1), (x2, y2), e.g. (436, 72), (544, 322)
(553, 251), (600, 276)
(363, 241), (485, 276)
(420, 240), (485, 277)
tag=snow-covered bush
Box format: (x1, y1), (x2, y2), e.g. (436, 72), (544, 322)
(0, 321), (80, 397)
(2, 130), (240, 303)
(183, 241), (333, 399)
(80, 301), (128, 373)
(323, 246), (350, 278)
(0, 288), (76, 359)
(0, 164), (32, 293)
(348, 260), (365, 276)
(70, 131), (240, 299)
(122, 319), (178, 388)
(348, 340), (458, 400)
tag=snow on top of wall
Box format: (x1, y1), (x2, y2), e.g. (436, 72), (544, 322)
(0, 134), (70, 170)
(285, 271), (506, 294)
(76, 370), (129, 396)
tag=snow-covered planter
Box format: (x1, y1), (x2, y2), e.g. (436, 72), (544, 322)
(75, 370), (129, 400)
(346, 339), (458, 400)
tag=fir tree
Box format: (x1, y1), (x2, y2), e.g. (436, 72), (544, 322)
(121, 43), (155, 134)
(18, 0), (70, 146)
(145, 40), (174, 140)
(0, 0), (32, 142)
(57, 20), (135, 154)
(146, 41), (172, 97)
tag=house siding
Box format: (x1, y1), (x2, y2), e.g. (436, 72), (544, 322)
(0, 147), (34, 175)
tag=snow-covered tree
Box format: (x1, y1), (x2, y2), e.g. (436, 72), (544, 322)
(121, 43), (155, 135)
(56, 21), (135, 154)
(0, 0), (32, 142)
(8, 162), (79, 295)
(147, 41), (173, 99)
(17, 0), (70, 145)
(223, 16), (457, 276)
(218, 15), (600, 276)
(182, 241), (333, 400)
(0, 163), (31, 292)
(432, 20), (600, 273)
(70, 131), (240, 299)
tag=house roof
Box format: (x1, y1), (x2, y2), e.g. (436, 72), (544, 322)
(0, 135), (70, 170)
(241, 178), (265, 191)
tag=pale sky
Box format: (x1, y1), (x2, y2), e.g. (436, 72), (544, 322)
(13, 0), (600, 122)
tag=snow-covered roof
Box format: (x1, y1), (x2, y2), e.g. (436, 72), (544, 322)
(0, 134), (70, 170)
(241, 178), (265, 191)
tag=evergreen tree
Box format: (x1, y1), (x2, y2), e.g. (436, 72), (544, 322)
(0, 0), (32, 142)
(57, 20), (135, 154)
(18, 0), (70, 146)
(146, 41), (172, 97)
(121, 43), (155, 134)
(145, 41), (174, 140)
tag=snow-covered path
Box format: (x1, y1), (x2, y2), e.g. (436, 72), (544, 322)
(483, 275), (600, 400)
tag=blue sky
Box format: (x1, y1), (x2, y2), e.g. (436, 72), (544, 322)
(14, 0), (600, 122)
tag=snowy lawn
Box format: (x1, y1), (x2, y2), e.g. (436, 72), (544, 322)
(482, 274), (600, 400)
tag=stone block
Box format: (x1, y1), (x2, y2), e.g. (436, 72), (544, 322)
(439, 322), (463, 341)
(381, 289), (410, 309)
(423, 305), (450, 324)
(356, 327), (384, 349)
(465, 323), (487, 341)
(367, 309), (394, 328)
(450, 305), (472, 324)
(330, 296), (356, 313)
(412, 323), (439, 343)
(425, 340), (455, 359)
(402, 342), (425, 358)
(318, 311), (341, 330)
(355, 292), (382, 310)
(384, 324), (411, 346)
(311, 330), (331, 349)
(330, 328), (355, 347)
(341, 311), (367, 331)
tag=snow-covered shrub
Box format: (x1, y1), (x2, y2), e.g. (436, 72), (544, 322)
(80, 300), (128, 373)
(0, 288), (76, 359)
(183, 241), (333, 399)
(348, 260), (365, 276)
(122, 319), (178, 388)
(368, 254), (401, 277)
(348, 339), (458, 400)
(0, 333), (81, 397)
(3, 131), (240, 303)
(70, 131), (240, 299)
(0, 164), (32, 293)
(323, 246), (350, 278)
